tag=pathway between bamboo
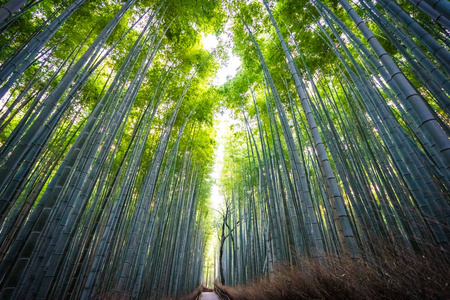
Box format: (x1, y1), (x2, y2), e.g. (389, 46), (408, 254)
(201, 292), (220, 300)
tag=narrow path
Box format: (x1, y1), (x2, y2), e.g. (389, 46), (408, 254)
(201, 292), (220, 300)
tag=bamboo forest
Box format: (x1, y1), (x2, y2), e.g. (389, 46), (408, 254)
(0, 0), (449, 299)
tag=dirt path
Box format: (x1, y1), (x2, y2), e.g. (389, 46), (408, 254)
(200, 292), (220, 300)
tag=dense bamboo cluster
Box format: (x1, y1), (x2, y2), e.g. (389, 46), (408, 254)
(218, 0), (450, 285)
(0, 0), (220, 298)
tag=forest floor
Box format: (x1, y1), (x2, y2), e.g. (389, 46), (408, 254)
(213, 246), (450, 300)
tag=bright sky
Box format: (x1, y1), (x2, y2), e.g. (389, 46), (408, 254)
(202, 33), (241, 85)
(202, 31), (241, 210)
(209, 112), (228, 212)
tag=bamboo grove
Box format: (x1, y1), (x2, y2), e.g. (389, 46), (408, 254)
(0, 0), (449, 298)
(0, 0), (224, 298)
(216, 0), (450, 286)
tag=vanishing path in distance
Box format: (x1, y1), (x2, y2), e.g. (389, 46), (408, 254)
(201, 292), (220, 300)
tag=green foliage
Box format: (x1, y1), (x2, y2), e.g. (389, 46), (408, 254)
(0, 0), (449, 297)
